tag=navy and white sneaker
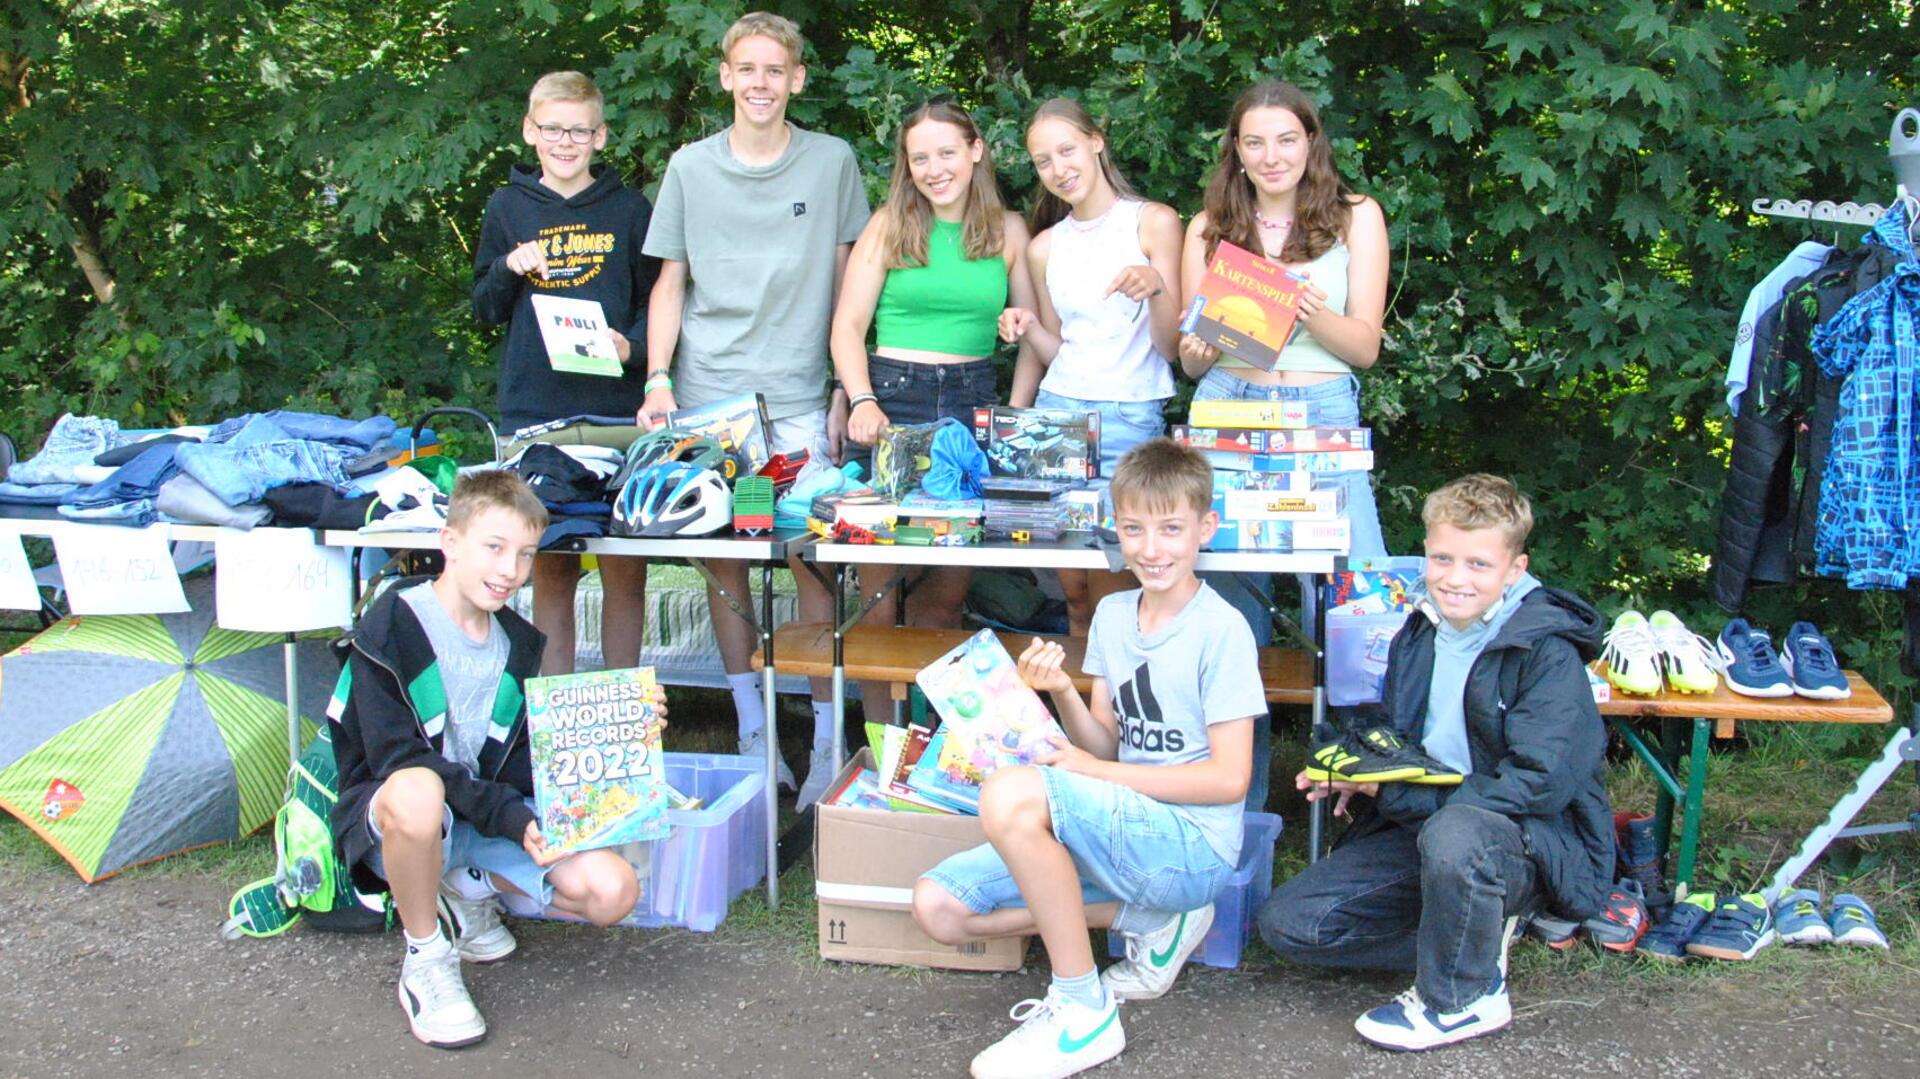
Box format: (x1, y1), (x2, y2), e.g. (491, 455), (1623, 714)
(1354, 978), (1511, 1051)
(1715, 619), (1793, 698)
(1773, 888), (1833, 946)
(1780, 622), (1851, 700)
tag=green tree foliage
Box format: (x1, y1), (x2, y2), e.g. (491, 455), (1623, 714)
(3, 0), (1918, 700)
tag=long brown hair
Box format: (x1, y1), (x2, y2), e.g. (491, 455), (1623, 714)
(879, 101), (1005, 269)
(1024, 97), (1141, 234)
(1200, 82), (1354, 263)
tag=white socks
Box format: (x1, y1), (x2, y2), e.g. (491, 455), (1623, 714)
(812, 701), (837, 747)
(728, 671), (766, 742)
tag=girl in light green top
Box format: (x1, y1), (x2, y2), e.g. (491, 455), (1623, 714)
(828, 100), (1040, 738)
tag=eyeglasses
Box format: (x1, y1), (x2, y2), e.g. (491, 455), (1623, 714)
(535, 124), (601, 144)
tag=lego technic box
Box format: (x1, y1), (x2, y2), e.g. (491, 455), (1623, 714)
(973, 406), (1100, 480)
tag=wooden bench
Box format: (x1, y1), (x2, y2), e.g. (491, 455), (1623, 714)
(1590, 667), (1891, 892)
(754, 621), (1315, 704)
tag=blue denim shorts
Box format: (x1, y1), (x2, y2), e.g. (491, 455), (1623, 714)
(366, 795), (554, 907)
(861, 355), (999, 469)
(1032, 389), (1167, 479)
(920, 766), (1234, 935)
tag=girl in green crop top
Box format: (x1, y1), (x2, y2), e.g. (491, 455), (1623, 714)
(827, 100), (1041, 719)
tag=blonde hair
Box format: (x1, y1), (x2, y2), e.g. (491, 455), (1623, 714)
(880, 101), (1005, 269)
(1422, 474), (1533, 554)
(1026, 97), (1141, 234)
(446, 470), (549, 536)
(1109, 437), (1211, 519)
(526, 71), (604, 124)
(722, 11), (805, 66)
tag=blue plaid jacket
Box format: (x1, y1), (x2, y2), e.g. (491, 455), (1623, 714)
(1811, 201), (1920, 588)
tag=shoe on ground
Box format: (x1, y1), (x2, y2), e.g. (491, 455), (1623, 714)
(1582, 879), (1651, 954)
(1640, 891), (1717, 962)
(1648, 610), (1719, 694)
(1684, 892), (1775, 960)
(437, 873), (516, 963)
(1774, 888), (1834, 946)
(1781, 622), (1852, 700)
(794, 740), (839, 810)
(1715, 619), (1794, 698)
(1827, 894), (1889, 949)
(1525, 911), (1582, 951)
(1613, 813), (1672, 923)
(740, 730), (797, 791)
(1601, 611), (1664, 696)
(1305, 726), (1456, 785)
(1354, 979), (1511, 1051)
(398, 945), (486, 1049)
(1101, 904), (1214, 1001)
(968, 989), (1124, 1079)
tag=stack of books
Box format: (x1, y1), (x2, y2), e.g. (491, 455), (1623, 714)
(1174, 400), (1373, 553)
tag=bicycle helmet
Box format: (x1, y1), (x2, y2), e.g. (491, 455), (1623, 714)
(613, 461), (733, 537)
(610, 427), (724, 493)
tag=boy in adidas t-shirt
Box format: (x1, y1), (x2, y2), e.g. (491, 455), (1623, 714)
(912, 438), (1265, 1079)
(1257, 474), (1612, 1052)
(329, 472), (663, 1049)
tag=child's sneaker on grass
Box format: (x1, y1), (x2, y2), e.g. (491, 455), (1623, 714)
(1601, 611), (1664, 696)
(1613, 812), (1672, 923)
(1684, 893), (1775, 960)
(1773, 888), (1834, 946)
(399, 937), (486, 1049)
(1582, 879), (1651, 954)
(1640, 891), (1717, 962)
(1353, 978), (1511, 1051)
(1101, 904), (1213, 1001)
(1781, 622), (1852, 700)
(1525, 912), (1582, 951)
(1715, 619), (1793, 698)
(968, 990), (1124, 1079)
(1648, 610), (1719, 694)
(437, 869), (517, 963)
(1828, 894), (1890, 949)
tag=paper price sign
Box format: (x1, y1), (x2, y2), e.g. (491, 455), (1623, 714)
(0, 533), (42, 610)
(52, 526), (190, 615)
(214, 529), (352, 632)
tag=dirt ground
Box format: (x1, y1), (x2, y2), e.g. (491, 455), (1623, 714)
(4, 863), (1917, 1079)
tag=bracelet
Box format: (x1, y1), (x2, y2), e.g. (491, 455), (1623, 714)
(644, 371), (673, 391)
(847, 393), (878, 409)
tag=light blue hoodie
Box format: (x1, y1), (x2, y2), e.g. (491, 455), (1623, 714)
(1416, 570), (1541, 775)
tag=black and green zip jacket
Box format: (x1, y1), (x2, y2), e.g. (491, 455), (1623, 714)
(328, 577), (546, 891)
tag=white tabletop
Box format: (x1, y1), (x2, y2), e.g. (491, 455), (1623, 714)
(323, 527), (812, 562)
(805, 535), (1339, 574)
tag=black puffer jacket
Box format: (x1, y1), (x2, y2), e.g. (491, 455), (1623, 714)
(1341, 586), (1614, 920)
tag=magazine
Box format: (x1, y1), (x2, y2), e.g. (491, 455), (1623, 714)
(526, 667), (669, 855)
(529, 294), (622, 377)
(1179, 240), (1307, 371)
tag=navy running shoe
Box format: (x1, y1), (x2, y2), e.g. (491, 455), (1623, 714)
(1640, 891), (1716, 962)
(1781, 622), (1851, 700)
(1715, 619), (1793, 698)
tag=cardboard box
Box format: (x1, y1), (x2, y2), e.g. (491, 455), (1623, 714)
(815, 749), (1029, 971)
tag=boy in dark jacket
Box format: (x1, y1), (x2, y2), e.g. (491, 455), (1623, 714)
(472, 70), (660, 677)
(331, 471), (655, 1049)
(1257, 474), (1613, 1051)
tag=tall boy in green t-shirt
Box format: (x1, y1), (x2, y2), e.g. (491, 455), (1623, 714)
(641, 11), (870, 802)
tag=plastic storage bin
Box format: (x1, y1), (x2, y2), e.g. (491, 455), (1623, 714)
(1107, 811), (1282, 969)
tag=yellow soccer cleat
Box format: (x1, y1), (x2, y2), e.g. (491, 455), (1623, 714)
(1648, 610), (1719, 695)
(1600, 611), (1664, 696)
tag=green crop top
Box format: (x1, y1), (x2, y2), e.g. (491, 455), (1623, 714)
(874, 219), (1008, 357)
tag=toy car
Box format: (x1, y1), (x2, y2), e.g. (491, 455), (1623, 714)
(758, 450), (811, 490)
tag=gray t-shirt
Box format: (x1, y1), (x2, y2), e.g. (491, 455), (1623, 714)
(1083, 583), (1266, 867)
(401, 582), (507, 773)
(643, 123), (871, 420)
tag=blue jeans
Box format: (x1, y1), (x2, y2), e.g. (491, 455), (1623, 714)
(861, 355), (998, 471)
(64, 442), (181, 509)
(7, 414), (124, 487)
(1032, 389), (1167, 479)
(175, 437), (351, 507)
(208, 410), (396, 452)
(921, 766), (1235, 936)
(1194, 369), (1389, 811)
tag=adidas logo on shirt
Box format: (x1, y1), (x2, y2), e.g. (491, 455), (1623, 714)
(1111, 662), (1185, 754)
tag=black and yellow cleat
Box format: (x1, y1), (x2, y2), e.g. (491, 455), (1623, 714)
(1303, 728), (1430, 784)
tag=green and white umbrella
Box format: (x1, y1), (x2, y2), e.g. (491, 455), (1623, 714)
(0, 574), (333, 882)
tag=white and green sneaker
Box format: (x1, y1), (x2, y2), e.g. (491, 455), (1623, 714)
(1100, 904), (1214, 1001)
(969, 990), (1125, 1079)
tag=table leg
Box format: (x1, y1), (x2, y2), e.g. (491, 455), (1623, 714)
(1307, 574), (1328, 863)
(283, 633), (301, 765)
(1675, 717), (1709, 892)
(831, 564), (847, 779)
(760, 560), (778, 908)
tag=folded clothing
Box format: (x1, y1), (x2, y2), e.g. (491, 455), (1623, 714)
(264, 483), (381, 530)
(8, 413), (124, 487)
(155, 474), (271, 530)
(65, 442), (181, 509)
(175, 427), (350, 506)
(0, 481), (80, 507)
(508, 442), (613, 505)
(206, 410), (396, 452)
(95, 432), (201, 467)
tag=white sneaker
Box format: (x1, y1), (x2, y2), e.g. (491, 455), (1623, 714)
(398, 945), (486, 1048)
(1100, 904), (1214, 1001)
(1353, 978), (1511, 1051)
(436, 871), (516, 963)
(969, 990), (1125, 1079)
(740, 731), (796, 790)
(795, 741), (839, 810)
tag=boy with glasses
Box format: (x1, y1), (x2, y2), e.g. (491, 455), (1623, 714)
(473, 71), (660, 676)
